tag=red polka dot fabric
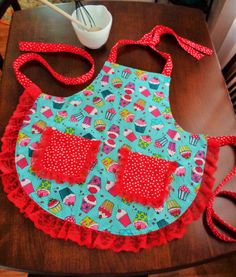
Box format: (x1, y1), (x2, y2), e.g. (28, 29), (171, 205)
(32, 127), (101, 184)
(107, 25), (213, 77)
(13, 42), (95, 89)
(116, 147), (178, 208)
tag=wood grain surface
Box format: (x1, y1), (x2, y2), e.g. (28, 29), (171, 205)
(0, 1), (236, 276)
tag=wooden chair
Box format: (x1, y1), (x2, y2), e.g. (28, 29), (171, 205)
(168, 0), (213, 20)
(222, 54), (236, 114)
(0, 0), (21, 70)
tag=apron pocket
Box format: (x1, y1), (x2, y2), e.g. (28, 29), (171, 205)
(32, 127), (101, 185)
(116, 147), (178, 208)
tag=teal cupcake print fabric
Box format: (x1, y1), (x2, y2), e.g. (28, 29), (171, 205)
(15, 61), (208, 235)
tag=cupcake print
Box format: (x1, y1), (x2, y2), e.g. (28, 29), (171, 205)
(134, 119), (147, 133)
(53, 97), (65, 109)
(148, 77), (160, 90)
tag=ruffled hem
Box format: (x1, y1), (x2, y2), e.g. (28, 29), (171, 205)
(115, 147), (178, 208)
(0, 86), (220, 252)
(31, 127), (101, 185)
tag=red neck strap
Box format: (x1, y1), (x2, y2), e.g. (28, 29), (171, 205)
(13, 42), (95, 89)
(107, 25), (213, 77)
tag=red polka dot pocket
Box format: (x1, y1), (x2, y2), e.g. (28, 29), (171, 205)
(32, 127), (101, 184)
(116, 147), (178, 208)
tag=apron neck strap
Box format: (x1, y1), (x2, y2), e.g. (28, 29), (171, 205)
(13, 42), (95, 89)
(107, 25), (213, 77)
(107, 38), (173, 76)
(206, 136), (236, 242)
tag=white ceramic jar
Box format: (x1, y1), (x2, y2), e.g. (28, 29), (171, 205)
(71, 5), (113, 49)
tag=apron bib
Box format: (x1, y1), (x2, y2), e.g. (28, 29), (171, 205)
(0, 25), (235, 252)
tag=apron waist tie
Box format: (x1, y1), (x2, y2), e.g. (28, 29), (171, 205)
(207, 136), (236, 242)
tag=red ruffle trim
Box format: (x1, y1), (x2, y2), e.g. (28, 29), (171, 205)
(116, 147), (178, 208)
(0, 86), (220, 252)
(31, 127), (101, 185)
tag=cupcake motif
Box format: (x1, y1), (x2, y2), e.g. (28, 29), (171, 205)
(107, 124), (120, 139)
(102, 65), (115, 74)
(124, 82), (135, 94)
(87, 175), (101, 194)
(155, 136), (168, 148)
(105, 108), (116, 120)
(101, 75), (109, 86)
(28, 142), (39, 157)
(17, 132), (31, 146)
(191, 166), (204, 183)
(167, 200), (181, 217)
(123, 129), (137, 142)
(189, 134), (200, 146)
(178, 185), (190, 201)
(153, 91), (164, 102)
(135, 69), (148, 80)
(154, 206), (164, 214)
(53, 97), (65, 109)
(69, 99), (82, 106)
(70, 112), (84, 122)
(41, 106), (53, 118)
(54, 111), (68, 123)
(84, 105), (97, 115)
(102, 139), (116, 154)
(120, 109), (134, 122)
(105, 181), (118, 196)
(94, 119), (106, 132)
(48, 199), (62, 214)
(22, 115), (31, 127)
(83, 133), (95, 140)
(163, 106), (173, 119)
(82, 116), (92, 129)
(168, 142), (176, 156)
(83, 84), (94, 96)
(59, 187), (76, 206)
(139, 86), (150, 97)
(42, 93), (52, 100)
(112, 77), (123, 88)
(134, 119), (147, 133)
(151, 118), (164, 130)
(134, 211), (148, 230)
(134, 99), (146, 111)
(21, 178), (34, 194)
(93, 96), (104, 107)
(102, 157), (118, 173)
(167, 129), (181, 141)
(81, 195), (97, 213)
(157, 219), (169, 228)
(149, 77), (160, 89)
(65, 127), (75, 135)
(36, 180), (51, 197)
(32, 120), (46, 134)
(138, 135), (152, 149)
(101, 89), (115, 102)
(98, 200), (114, 218)
(119, 94), (132, 107)
(175, 165), (186, 177)
(179, 145), (192, 159)
(116, 209), (131, 227)
(195, 150), (205, 159)
(29, 103), (37, 114)
(80, 216), (99, 230)
(15, 154), (28, 169)
(65, 216), (75, 223)
(148, 106), (160, 117)
(122, 68), (132, 79)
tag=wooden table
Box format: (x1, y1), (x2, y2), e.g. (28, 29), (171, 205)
(0, 1), (236, 276)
